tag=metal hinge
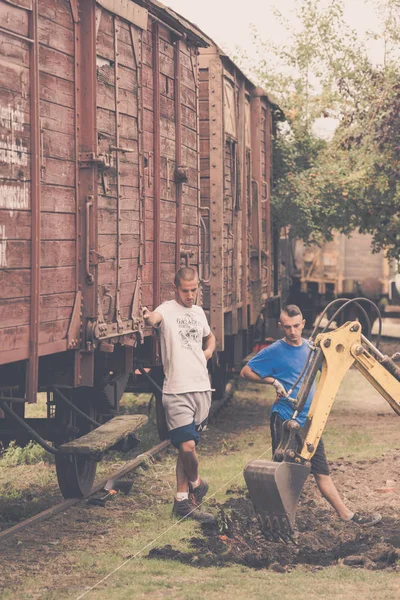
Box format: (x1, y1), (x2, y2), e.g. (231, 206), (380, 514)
(79, 152), (110, 169)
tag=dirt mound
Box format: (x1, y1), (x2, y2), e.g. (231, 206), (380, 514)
(149, 463), (400, 572)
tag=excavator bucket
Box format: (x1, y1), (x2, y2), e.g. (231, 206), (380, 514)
(244, 459), (310, 542)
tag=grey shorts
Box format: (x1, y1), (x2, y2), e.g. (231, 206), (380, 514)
(162, 390), (212, 448)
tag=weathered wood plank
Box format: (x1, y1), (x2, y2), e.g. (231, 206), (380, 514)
(118, 64), (138, 93)
(182, 105), (196, 131)
(0, 1), (29, 37)
(0, 209), (31, 238)
(40, 100), (74, 135)
(59, 415), (148, 459)
(160, 242), (175, 263)
(142, 64), (153, 89)
(41, 184), (75, 213)
(120, 258), (138, 283)
(142, 41), (152, 66)
(160, 221), (176, 244)
(181, 66), (196, 92)
(159, 52), (174, 78)
(182, 223), (199, 246)
(42, 157), (75, 187)
(98, 233), (139, 260)
(40, 240), (76, 267)
(0, 57), (29, 94)
(38, 16), (74, 55)
(39, 0), (73, 31)
(0, 179), (30, 213)
(42, 129), (75, 161)
(0, 297), (29, 328)
(40, 291), (75, 322)
(40, 71), (74, 108)
(0, 323), (29, 352)
(0, 30), (29, 65)
(181, 85), (196, 111)
(1, 269), (30, 298)
(39, 318), (70, 344)
(41, 266), (75, 294)
(39, 45), (74, 81)
(182, 204), (198, 225)
(160, 74), (174, 100)
(160, 95), (174, 120)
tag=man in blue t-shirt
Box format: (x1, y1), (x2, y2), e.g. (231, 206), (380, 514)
(240, 304), (381, 527)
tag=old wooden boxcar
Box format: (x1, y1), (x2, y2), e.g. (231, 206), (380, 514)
(198, 43), (281, 380)
(0, 0), (208, 496)
(0, 0), (283, 499)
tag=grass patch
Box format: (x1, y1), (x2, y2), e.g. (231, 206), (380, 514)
(1, 440), (53, 466)
(2, 376), (399, 599)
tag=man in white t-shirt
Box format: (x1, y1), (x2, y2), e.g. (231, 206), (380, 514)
(143, 267), (216, 523)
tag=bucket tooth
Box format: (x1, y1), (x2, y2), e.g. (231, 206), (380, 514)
(244, 459), (310, 540)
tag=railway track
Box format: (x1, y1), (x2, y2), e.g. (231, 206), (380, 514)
(0, 439), (171, 543)
(0, 380), (237, 544)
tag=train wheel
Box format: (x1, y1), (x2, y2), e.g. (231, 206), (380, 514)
(54, 389), (97, 498)
(55, 454), (96, 498)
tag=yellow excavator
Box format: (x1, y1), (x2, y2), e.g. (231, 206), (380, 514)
(244, 317), (400, 543)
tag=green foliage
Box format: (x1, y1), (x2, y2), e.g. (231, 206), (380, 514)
(237, 0), (400, 258)
(1, 440), (53, 466)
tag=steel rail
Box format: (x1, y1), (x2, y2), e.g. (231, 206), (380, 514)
(0, 440), (170, 543)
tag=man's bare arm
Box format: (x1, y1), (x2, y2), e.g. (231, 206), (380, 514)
(240, 365), (287, 397)
(240, 364), (274, 384)
(203, 332), (216, 361)
(142, 306), (163, 327)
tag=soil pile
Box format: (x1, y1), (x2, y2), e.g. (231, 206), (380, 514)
(149, 454), (400, 572)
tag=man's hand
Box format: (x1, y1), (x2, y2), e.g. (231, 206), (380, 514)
(271, 378), (287, 398)
(142, 307), (162, 327)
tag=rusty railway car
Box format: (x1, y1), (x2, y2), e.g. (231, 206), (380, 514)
(0, 0), (208, 497)
(0, 0), (280, 499)
(290, 233), (396, 329)
(198, 43), (282, 389)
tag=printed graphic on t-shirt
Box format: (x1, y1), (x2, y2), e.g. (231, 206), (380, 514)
(176, 313), (203, 350)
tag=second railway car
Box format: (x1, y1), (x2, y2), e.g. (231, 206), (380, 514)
(291, 233), (396, 329)
(198, 43), (282, 388)
(0, 0), (280, 498)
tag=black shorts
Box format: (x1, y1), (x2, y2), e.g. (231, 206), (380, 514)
(270, 413), (330, 476)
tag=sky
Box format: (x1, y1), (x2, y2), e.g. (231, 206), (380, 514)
(163, 0), (386, 138)
(163, 0), (384, 61)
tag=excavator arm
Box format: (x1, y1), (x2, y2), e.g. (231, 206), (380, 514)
(244, 321), (400, 542)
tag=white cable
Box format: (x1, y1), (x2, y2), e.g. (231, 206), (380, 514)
(75, 444), (272, 599)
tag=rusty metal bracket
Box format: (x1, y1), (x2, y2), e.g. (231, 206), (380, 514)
(79, 152), (110, 169)
(180, 249), (194, 267)
(175, 165), (188, 183)
(89, 249), (105, 266)
(69, 0), (79, 23)
(67, 291), (82, 350)
(131, 277), (144, 343)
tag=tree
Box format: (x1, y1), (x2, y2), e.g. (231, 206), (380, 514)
(238, 0), (400, 258)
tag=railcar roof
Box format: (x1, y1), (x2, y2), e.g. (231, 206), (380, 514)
(134, 0), (210, 46)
